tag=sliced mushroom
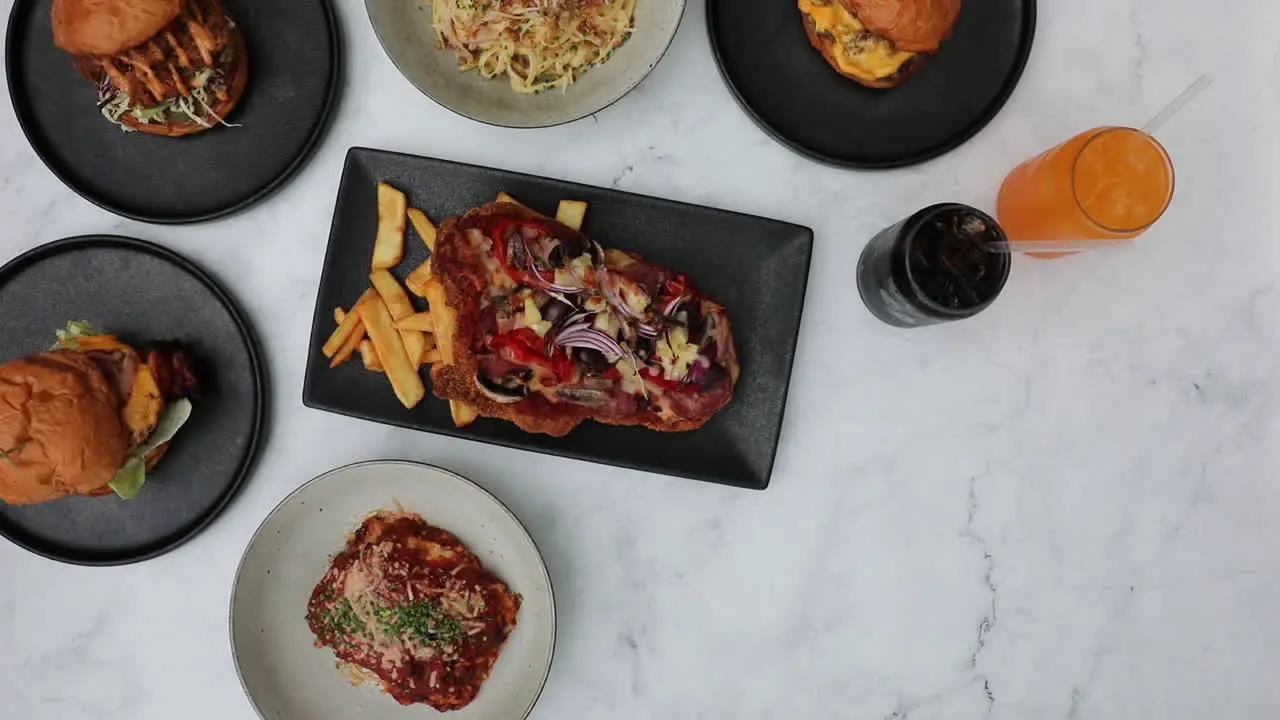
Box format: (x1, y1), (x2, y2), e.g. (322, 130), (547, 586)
(572, 347), (611, 376)
(556, 387), (611, 407)
(474, 369), (530, 404)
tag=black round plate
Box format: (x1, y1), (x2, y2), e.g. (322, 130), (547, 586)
(5, 0), (341, 223)
(0, 236), (266, 565)
(707, 0), (1035, 168)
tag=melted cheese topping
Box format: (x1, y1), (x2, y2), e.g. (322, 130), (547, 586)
(466, 228), (517, 298)
(798, 0), (915, 82)
(655, 326), (702, 381)
(593, 310), (622, 339)
(614, 357), (646, 395)
(521, 297), (553, 337)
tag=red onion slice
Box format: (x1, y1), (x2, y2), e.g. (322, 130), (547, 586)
(545, 312), (593, 351)
(526, 262), (582, 294)
(553, 325), (627, 359)
(683, 354), (713, 384)
(599, 272), (643, 321)
(663, 294), (690, 317)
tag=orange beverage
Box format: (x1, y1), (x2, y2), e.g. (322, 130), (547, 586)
(997, 127), (1174, 256)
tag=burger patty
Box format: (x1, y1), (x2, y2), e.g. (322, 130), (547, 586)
(72, 0), (236, 107)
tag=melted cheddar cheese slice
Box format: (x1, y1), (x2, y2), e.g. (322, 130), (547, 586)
(798, 0), (916, 82)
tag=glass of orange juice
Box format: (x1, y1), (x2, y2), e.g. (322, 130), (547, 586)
(996, 127), (1175, 258)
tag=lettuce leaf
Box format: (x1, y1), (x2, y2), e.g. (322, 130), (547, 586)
(138, 398), (192, 457)
(107, 398), (194, 500)
(131, 101), (174, 122)
(53, 320), (101, 349)
(108, 456), (147, 499)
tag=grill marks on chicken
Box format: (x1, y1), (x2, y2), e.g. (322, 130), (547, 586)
(75, 0), (233, 107)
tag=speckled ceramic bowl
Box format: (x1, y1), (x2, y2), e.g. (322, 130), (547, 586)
(230, 461), (556, 720)
(365, 0), (686, 127)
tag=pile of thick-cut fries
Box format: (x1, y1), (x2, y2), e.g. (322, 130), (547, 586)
(322, 181), (440, 410)
(321, 181), (591, 427)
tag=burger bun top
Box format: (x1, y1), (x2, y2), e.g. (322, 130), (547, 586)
(0, 352), (129, 506)
(842, 0), (962, 53)
(52, 0), (182, 56)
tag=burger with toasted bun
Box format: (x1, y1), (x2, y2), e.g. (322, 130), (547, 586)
(0, 323), (198, 506)
(51, 0), (248, 136)
(798, 0), (961, 89)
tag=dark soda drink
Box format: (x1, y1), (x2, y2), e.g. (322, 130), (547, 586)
(856, 204), (1011, 328)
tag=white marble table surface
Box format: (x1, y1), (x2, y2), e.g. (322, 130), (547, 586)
(3, 0), (1279, 718)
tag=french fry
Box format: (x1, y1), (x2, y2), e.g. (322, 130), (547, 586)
(416, 333), (438, 367)
(329, 319), (365, 368)
(370, 269), (425, 364)
(334, 307), (346, 324)
(358, 298), (425, 408)
(405, 260), (434, 298)
(359, 339), (383, 372)
(424, 279), (454, 364)
(394, 312), (435, 332)
(496, 191), (527, 209)
(370, 270), (416, 319)
(556, 200), (588, 230)
(402, 331), (426, 367)
(450, 400), (479, 427)
(407, 208), (437, 251)
(323, 289), (376, 357)
(372, 182), (408, 270)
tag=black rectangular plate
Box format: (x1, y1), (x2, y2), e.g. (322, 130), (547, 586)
(303, 148), (813, 490)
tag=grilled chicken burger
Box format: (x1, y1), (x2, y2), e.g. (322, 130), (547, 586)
(0, 323), (198, 506)
(51, 0), (248, 136)
(799, 0), (961, 88)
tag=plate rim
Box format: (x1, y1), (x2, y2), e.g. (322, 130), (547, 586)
(0, 234), (268, 566)
(362, 0), (687, 129)
(302, 146), (815, 490)
(705, 0), (1038, 170)
(227, 459), (557, 720)
(3, 0), (345, 224)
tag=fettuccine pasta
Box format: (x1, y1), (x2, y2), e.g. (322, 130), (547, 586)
(432, 0), (636, 94)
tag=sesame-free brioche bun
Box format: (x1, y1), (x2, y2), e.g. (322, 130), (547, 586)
(842, 0), (962, 53)
(0, 352), (130, 506)
(51, 0), (182, 56)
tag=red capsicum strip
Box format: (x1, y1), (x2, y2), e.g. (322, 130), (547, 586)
(487, 217), (561, 287)
(488, 328), (576, 383)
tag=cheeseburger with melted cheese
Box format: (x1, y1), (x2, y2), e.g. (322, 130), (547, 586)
(51, 0), (248, 136)
(0, 324), (198, 506)
(799, 0), (961, 88)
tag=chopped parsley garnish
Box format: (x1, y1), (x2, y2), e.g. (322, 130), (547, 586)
(377, 599), (466, 647)
(322, 598), (367, 638)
